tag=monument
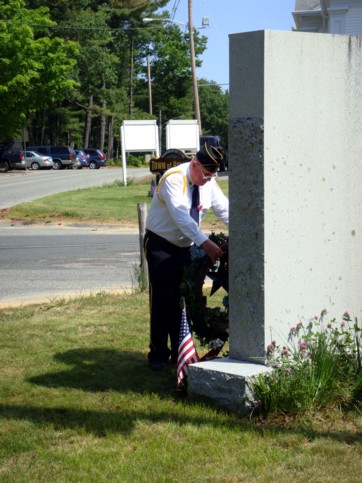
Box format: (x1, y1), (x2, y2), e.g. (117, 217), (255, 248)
(188, 30), (362, 413)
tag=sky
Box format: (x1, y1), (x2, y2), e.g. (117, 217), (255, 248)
(163, 0), (297, 89)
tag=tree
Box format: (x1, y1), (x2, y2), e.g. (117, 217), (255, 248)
(198, 79), (229, 147)
(0, 0), (79, 140)
(61, 8), (119, 148)
(137, 23), (207, 124)
(24, 0), (169, 152)
(106, 0), (169, 116)
(5, 0), (211, 155)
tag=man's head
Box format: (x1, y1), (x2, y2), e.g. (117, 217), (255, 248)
(190, 143), (224, 185)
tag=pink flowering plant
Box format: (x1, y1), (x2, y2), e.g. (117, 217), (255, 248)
(251, 310), (362, 415)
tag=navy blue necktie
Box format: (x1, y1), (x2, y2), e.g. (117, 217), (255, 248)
(190, 185), (200, 225)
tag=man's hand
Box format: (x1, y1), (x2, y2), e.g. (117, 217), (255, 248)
(200, 239), (223, 264)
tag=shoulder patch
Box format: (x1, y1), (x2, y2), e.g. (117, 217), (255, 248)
(170, 176), (180, 186)
(156, 169), (187, 204)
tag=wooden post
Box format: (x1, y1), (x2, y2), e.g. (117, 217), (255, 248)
(137, 202), (148, 281)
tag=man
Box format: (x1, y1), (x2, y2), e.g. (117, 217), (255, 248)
(144, 143), (229, 370)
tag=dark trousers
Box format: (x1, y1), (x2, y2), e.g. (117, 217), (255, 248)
(144, 230), (191, 364)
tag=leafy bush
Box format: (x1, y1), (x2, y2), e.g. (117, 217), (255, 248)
(107, 157), (121, 167)
(251, 310), (362, 415)
(128, 153), (145, 167)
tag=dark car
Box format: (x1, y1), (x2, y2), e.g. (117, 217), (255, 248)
(74, 149), (89, 169)
(83, 148), (107, 169)
(199, 135), (228, 171)
(26, 145), (77, 170)
(0, 141), (26, 172)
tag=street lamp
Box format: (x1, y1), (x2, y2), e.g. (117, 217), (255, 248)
(143, 18), (186, 28)
(142, 12), (202, 133)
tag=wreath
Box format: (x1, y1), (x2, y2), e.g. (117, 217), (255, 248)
(180, 232), (229, 353)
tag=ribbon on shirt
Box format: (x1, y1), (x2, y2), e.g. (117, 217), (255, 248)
(190, 185), (200, 225)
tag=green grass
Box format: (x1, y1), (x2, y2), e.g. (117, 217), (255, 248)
(4, 179), (154, 225)
(1, 177), (361, 480)
(0, 292), (361, 482)
(3, 177), (229, 230)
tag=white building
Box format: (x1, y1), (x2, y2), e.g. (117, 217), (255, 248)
(293, 0), (362, 34)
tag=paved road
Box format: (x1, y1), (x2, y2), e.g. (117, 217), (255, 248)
(0, 167), (150, 209)
(0, 167), (150, 306)
(0, 168), (227, 307)
(0, 221), (139, 307)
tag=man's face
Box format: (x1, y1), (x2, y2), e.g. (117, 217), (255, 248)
(191, 160), (217, 186)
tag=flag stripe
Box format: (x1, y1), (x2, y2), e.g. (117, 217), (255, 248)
(179, 338), (196, 359)
(177, 307), (199, 384)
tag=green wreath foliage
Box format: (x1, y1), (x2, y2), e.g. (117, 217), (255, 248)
(181, 232), (229, 346)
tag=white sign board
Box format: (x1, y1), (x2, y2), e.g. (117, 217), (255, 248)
(166, 119), (200, 153)
(120, 120), (160, 185)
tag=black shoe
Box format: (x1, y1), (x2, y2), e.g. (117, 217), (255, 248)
(149, 360), (168, 371)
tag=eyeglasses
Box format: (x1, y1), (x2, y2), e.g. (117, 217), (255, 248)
(196, 162), (217, 180)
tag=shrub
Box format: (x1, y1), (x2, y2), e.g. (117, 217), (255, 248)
(107, 157), (121, 167)
(128, 154), (145, 167)
(251, 310), (362, 415)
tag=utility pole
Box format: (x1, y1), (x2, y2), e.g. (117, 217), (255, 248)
(188, 0), (202, 134)
(147, 56), (153, 114)
(129, 38), (134, 115)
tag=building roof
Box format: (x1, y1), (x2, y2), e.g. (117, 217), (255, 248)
(294, 1), (322, 12)
(293, 1), (324, 31)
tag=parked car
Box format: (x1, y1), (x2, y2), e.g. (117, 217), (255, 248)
(199, 135), (228, 171)
(26, 145), (77, 170)
(25, 151), (54, 170)
(0, 141), (26, 172)
(83, 148), (107, 169)
(75, 149), (89, 169)
(74, 149), (89, 169)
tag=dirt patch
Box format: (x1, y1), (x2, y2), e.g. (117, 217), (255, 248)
(0, 208), (10, 218)
(0, 213), (224, 233)
(0, 215), (138, 231)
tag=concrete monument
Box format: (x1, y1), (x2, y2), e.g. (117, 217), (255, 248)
(188, 30), (362, 413)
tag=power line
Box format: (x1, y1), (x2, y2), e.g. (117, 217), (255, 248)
(170, 0), (181, 21)
(198, 83), (229, 87)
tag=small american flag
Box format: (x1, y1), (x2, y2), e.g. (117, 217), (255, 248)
(177, 306), (199, 384)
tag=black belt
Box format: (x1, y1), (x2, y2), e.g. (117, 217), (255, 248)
(145, 230), (191, 251)
(145, 229), (167, 243)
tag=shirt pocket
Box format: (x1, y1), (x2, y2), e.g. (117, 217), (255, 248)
(199, 190), (211, 220)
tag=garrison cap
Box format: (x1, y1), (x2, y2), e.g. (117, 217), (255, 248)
(196, 142), (224, 173)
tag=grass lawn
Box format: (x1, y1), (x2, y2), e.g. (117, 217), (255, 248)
(0, 292), (361, 482)
(0, 177), (361, 481)
(1, 177), (229, 233)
